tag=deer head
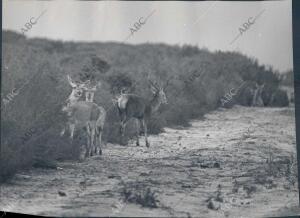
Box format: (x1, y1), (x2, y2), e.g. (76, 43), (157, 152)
(63, 75), (90, 111)
(148, 74), (168, 105)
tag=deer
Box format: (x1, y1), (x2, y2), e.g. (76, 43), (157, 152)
(251, 83), (265, 107)
(117, 75), (170, 147)
(61, 75), (106, 159)
(237, 81), (265, 107)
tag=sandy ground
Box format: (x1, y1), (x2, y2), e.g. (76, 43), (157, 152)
(0, 106), (299, 217)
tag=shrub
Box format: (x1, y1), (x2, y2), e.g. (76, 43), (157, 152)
(121, 182), (159, 208)
(270, 89), (289, 107)
(1, 30), (289, 181)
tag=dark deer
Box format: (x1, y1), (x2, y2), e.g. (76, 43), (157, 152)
(117, 76), (170, 147)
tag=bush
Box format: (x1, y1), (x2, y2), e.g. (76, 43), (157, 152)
(1, 30), (289, 181)
(261, 84), (289, 107)
(121, 182), (159, 208)
(270, 89), (289, 107)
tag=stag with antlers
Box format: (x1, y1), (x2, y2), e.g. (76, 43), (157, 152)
(117, 74), (171, 147)
(61, 75), (106, 159)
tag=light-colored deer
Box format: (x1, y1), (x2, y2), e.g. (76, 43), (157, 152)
(252, 83), (265, 107)
(117, 75), (170, 147)
(61, 75), (106, 158)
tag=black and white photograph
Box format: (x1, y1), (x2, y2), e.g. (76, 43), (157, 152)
(0, 0), (299, 217)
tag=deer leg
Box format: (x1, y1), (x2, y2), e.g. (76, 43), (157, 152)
(90, 127), (95, 156)
(69, 123), (75, 140)
(60, 126), (66, 136)
(119, 115), (129, 145)
(85, 124), (91, 158)
(85, 92), (89, 102)
(142, 119), (150, 147)
(119, 112), (128, 137)
(97, 126), (103, 155)
(135, 119), (140, 146)
(139, 119), (144, 136)
(94, 128), (98, 155)
(120, 120), (127, 136)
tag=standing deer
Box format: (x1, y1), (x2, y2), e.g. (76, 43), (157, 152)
(237, 81), (265, 107)
(252, 83), (265, 107)
(61, 75), (106, 158)
(117, 76), (169, 147)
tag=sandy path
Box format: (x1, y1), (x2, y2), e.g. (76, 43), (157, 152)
(0, 106), (299, 217)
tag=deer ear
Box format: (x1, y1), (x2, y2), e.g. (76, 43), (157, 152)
(67, 75), (77, 88)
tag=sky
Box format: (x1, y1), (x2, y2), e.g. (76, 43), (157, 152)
(3, 0), (293, 72)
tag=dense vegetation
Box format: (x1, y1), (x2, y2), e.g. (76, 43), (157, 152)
(0, 30), (291, 182)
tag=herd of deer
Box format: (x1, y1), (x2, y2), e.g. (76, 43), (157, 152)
(60, 74), (267, 160)
(60, 74), (169, 160)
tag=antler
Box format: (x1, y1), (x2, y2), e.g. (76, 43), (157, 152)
(148, 71), (174, 90)
(147, 71), (159, 90)
(164, 76), (174, 89)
